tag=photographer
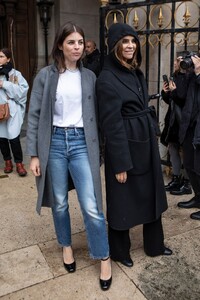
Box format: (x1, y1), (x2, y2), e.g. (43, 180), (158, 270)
(161, 56), (192, 196)
(177, 54), (200, 220)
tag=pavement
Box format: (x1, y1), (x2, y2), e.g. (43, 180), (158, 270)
(0, 116), (200, 300)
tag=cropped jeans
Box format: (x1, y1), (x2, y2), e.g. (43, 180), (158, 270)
(48, 127), (109, 259)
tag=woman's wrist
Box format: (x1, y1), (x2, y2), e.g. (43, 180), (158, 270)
(0, 80), (3, 88)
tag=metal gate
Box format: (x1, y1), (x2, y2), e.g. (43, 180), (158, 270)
(99, 0), (200, 165)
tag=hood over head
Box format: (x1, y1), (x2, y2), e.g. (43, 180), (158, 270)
(107, 22), (142, 66)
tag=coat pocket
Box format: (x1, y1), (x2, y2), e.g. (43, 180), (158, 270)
(127, 138), (151, 175)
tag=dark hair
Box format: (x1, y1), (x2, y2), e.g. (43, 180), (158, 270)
(86, 40), (96, 48)
(52, 21), (85, 72)
(0, 48), (12, 59)
(113, 38), (140, 70)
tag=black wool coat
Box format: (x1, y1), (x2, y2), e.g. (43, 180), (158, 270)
(96, 56), (168, 230)
(160, 72), (189, 146)
(179, 73), (200, 175)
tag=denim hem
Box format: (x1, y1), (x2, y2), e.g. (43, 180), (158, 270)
(58, 243), (72, 248)
(89, 252), (110, 260)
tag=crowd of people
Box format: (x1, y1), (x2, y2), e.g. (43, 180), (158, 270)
(160, 52), (200, 220)
(1, 21), (200, 291)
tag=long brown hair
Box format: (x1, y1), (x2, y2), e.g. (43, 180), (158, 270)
(51, 21), (85, 72)
(112, 38), (140, 70)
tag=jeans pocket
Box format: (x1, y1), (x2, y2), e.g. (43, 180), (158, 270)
(127, 138), (151, 175)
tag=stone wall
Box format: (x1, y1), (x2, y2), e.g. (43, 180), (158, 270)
(37, 0), (100, 69)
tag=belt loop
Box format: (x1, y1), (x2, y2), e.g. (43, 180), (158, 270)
(53, 126), (56, 134)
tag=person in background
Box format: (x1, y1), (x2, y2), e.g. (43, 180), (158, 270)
(177, 54), (200, 220)
(83, 40), (101, 77)
(0, 48), (28, 176)
(161, 56), (192, 196)
(96, 23), (172, 267)
(26, 22), (112, 291)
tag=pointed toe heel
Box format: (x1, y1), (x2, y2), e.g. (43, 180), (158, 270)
(100, 256), (112, 290)
(100, 276), (112, 291)
(63, 261), (76, 273)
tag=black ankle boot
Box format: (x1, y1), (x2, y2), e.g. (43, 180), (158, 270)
(170, 179), (193, 195)
(165, 175), (181, 192)
(177, 195), (200, 209)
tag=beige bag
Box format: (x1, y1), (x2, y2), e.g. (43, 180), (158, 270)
(0, 102), (10, 121)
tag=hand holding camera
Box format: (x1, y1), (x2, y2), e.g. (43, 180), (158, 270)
(180, 51), (200, 71)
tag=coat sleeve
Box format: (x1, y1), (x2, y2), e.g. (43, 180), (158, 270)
(96, 77), (133, 174)
(2, 70), (29, 106)
(161, 90), (170, 105)
(26, 68), (46, 157)
(171, 73), (190, 108)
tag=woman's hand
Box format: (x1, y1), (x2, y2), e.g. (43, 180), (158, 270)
(115, 172), (127, 183)
(169, 80), (176, 91)
(162, 82), (169, 92)
(30, 156), (41, 176)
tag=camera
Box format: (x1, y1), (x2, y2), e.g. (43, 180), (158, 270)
(180, 51), (198, 70)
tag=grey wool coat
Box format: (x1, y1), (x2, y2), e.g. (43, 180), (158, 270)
(26, 64), (103, 214)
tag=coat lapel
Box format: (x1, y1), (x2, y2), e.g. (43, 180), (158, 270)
(48, 65), (59, 114)
(106, 59), (146, 104)
(81, 68), (93, 126)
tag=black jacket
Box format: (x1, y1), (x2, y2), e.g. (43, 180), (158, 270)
(83, 49), (101, 77)
(160, 72), (189, 146)
(96, 55), (167, 230)
(179, 73), (200, 174)
(179, 73), (200, 145)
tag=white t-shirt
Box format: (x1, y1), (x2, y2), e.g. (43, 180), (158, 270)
(53, 69), (83, 127)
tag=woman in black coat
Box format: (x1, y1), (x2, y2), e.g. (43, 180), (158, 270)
(96, 23), (172, 266)
(161, 57), (192, 195)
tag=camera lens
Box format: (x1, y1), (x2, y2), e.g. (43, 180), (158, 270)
(180, 58), (193, 70)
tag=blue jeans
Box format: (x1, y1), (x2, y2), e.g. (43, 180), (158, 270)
(48, 127), (109, 259)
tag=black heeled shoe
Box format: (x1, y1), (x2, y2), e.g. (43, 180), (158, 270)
(63, 246), (76, 273)
(100, 277), (112, 291)
(99, 257), (112, 291)
(63, 260), (76, 273)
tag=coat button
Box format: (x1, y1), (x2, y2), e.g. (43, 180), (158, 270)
(90, 118), (93, 121)
(92, 138), (96, 142)
(88, 95), (91, 99)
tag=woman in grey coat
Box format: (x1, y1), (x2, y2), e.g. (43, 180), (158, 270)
(96, 23), (172, 267)
(26, 22), (112, 291)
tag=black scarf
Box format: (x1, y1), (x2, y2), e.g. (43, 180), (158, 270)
(0, 62), (13, 80)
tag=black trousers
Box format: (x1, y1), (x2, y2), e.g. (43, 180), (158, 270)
(0, 136), (23, 163)
(108, 216), (164, 259)
(182, 127), (200, 197)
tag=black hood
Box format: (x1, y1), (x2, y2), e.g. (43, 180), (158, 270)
(107, 23), (142, 66)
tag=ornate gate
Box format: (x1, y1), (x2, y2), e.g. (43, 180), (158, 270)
(99, 0), (200, 165)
